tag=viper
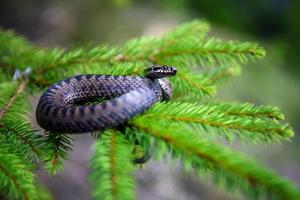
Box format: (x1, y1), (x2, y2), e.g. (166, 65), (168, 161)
(36, 65), (177, 133)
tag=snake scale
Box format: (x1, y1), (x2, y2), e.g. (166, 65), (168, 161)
(36, 65), (177, 133)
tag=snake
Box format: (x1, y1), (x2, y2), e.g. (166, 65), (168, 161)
(36, 65), (177, 134)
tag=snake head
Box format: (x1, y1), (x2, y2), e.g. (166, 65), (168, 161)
(145, 65), (177, 79)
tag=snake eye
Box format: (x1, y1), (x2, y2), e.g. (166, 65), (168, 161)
(163, 66), (168, 69)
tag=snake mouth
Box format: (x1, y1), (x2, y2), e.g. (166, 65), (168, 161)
(160, 66), (177, 75)
(167, 67), (177, 76)
(162, 69), (177, 77)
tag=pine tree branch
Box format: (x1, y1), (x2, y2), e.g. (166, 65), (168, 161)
(204, 65), (241, 85)
(138, 102), (293, 143)
(0, 21), (262, 89)
(209, 102), (284, 120)
(146, 36), (259, 66)
(0, 81), (44, 161)
(45, 20), (209, 71)
(109, 131), (117, 195)
(42, 132), (73, 175)
(0, 136), (38, 200)
(0, 20), (210, 72)
(35, 46), (118, 74)
(0, 162), (30, 200)
(0, 29), (36, 71)
(130, 119), (300, 199)
(172, 66), (241, 100)
(169, 65), (242, 101)
(0, 80), (26, 121)
(33, 61), (146, 87)
(173, 71), (217, 99)
(90, 130), (136, 200)
(0, 122), (43, 161)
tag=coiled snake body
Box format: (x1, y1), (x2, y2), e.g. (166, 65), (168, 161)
(36, 65), (177, 133)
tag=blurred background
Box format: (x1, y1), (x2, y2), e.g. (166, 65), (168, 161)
(0, 0), (299, 199)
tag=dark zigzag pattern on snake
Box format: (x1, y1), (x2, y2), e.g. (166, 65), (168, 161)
(36, 72), (174, 134)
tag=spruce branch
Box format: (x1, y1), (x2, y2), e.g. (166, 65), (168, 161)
(0, 21), (263, 89)
(33, 20), (209, 74)
(130, 119), (300, 199)
(172, 65), (241, 101)
(35, 62), (146, 87)
(137, 102), (293, 143)
(0, 29), (55, 75)
(0, 81), (44, 161)
(0, 136), (38, 200)
(151, 39), (264, 67)
(0, 29), (35, 71)
(0, 121), (43, 161)
(0, 80), (26, 120)
(39, 20), (210, 72)
(172, 70), (217, 99)
(209, 102), (284, 120)
(204, 65), (241, 85)
(42, 132), (73, 175)
(90, 131), (136, 200)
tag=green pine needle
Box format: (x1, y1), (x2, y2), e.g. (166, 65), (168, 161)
(130, 119), (300, 200)
(0, 81), (44, 161)
(0, 136), (38, 200)
(90, 131), (136, 200)
(137, 102), (293, 143)
(42, 132), (73, 175)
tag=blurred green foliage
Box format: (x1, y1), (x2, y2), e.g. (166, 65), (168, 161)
(160, 0), (300, 73)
